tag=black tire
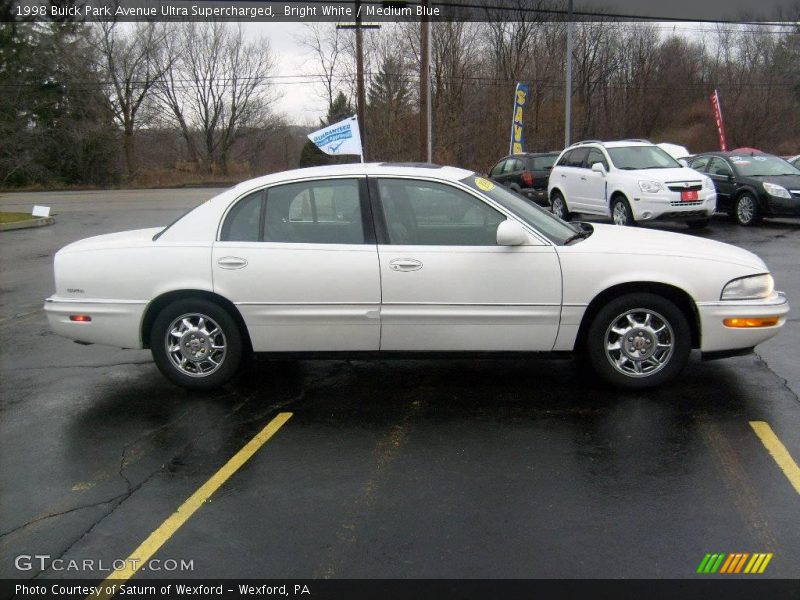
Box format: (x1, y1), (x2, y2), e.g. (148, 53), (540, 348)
(586, 293), (691, 389)
(550, 191), (572, 221)
(734, 193), (761, 226)
(150, 298), (243, 390)
(686, 218), (710, 230)
(610, 196), (636, 227)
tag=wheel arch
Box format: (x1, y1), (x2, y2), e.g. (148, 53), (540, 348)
(733, 186), (766, 209)
(549, 186), (565, 203)
(140, 289), (253, 352)
(608, 188), (629, 206)
(575, 281), (701, 351)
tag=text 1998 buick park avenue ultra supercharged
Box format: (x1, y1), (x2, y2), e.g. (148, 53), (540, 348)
(45, 163), (789, 390)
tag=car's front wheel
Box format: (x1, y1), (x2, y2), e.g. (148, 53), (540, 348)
(611, 196), (636, 226)
(551, 191), (571, 221)
(734, 193), (761, 226)
(586, 293), (691, 389)
(151, 298), (243, 390)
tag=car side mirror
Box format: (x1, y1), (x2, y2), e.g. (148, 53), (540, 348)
(591, 162), (607, 175)
(496, 219), (528, 246)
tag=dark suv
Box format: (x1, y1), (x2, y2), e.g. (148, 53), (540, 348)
(488, 152), (559, 206)
(689, 151), (800, 226)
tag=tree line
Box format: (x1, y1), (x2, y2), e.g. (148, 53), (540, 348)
(1, 13), (798, 188)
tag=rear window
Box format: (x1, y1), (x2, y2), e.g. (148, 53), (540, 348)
(533, 155), (557, 170)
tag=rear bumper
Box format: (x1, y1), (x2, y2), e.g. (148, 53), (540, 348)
(520, 187), (549, 206)
(696, 292), (790, 353)
(44, 296), (146, 349)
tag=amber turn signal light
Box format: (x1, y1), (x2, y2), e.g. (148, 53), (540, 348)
(69, 315), (92, 322)
(723, 317), (779, 328)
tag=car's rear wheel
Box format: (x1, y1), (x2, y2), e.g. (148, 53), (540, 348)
(586, 293), (691, 389)
(611, 196), (636, 226)
(686, 218), (710, 230)
(551, 192), (571, 221)
(734, 193), (761, 226)
(151, 298), (243, 390)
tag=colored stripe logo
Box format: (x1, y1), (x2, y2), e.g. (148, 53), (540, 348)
(697, 552), (773, 574)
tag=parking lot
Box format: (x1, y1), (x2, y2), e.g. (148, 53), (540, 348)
(1, 188), (799, 582)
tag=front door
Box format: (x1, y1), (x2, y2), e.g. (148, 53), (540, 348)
(372, 177), (562, 351)
(212, 177), (381, 351)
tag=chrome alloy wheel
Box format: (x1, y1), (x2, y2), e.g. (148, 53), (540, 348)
(737, 195), (756, 224)
(604, 308), (675, 378)
(165, 313), (227, 377)
(612, 201), (630, 225)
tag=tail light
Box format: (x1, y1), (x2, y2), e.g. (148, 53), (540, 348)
(69, 315), (92, 322)
(521, 171), (534, 187)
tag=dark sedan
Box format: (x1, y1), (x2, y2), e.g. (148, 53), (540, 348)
(488, 152), (559, 206)
(689, 151), (800, 225)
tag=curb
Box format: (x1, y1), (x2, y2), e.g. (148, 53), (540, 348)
(0, 216), (55, 232)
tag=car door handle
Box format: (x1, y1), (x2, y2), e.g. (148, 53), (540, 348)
(389, 258), (423, 272)
(580, 176), (587, 180)
(561, 174), (566, 178)
(217, 256), (248, 269)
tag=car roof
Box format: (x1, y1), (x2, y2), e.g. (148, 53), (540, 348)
(231, 162), (475, 194)
(693, 151), (777, 159)
(566, 140), (653, 150)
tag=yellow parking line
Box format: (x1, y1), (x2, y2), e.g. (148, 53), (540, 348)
(749, 421), (800, 495)
(91, 412), (293, 600)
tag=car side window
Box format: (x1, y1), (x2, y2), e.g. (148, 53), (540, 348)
(556, 150), (573, 167)
(264, 179), (365, 244)
(220, 191), (263, 242)
(533, 155), (556, 170)
(377, 179), (504, 246)
(690, 156), (710, 172)
(586, 149), (608, 170)
(709, 158), (732, 177)
(489, 160), (506, 178)
(568, 148), (589, 168)
(503, 158), (521, 173)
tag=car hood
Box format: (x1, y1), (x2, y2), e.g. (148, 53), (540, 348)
(58, 227), (164, 254)
(564, 223), (767, 271)
(627, 167), (703, 182)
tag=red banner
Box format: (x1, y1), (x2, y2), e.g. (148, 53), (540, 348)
(710, 89), (728, 151)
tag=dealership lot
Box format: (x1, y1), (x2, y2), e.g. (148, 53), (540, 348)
(1, 189), (799, 581)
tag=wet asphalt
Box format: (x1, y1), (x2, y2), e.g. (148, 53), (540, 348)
(0, 189), (798, 582)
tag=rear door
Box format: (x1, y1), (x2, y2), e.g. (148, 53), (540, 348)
(212, 177), (381, 351)
(371, 177), (562, 351)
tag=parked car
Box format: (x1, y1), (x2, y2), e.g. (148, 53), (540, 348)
(688, 152), (800, 226)
(46, 163), (788, 391)
(656, 142), (691, 162)
(548, 140), (717, 228)
(488, 152), (559, 206)
(786, 155), (800, 170)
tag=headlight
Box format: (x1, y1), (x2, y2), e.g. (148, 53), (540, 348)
(721, 274), (774, 301)
(763, 182), (791, 198)
(638, 180), (663, 193)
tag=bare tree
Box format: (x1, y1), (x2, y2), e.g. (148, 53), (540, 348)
(157, 22), (278, 174)
(92, 21), (170, 178)
(298, 23), (344, 108)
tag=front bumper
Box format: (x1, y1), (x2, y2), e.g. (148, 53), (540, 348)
(696, 291), (789, 353)
(631, 191), (717, 221)
(764, 194), (800, 218)
(44, 296), (146, 349)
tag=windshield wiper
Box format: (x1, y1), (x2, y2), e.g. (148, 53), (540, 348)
(563, 230), (592, 245)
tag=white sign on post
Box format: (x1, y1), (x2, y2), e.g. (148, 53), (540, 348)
(32, 205), (51, 217)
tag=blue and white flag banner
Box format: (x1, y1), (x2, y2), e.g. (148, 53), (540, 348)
(307, 116), (363, 161)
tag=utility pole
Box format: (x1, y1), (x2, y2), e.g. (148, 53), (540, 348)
(419, 4), (432, 163)
(564, 0), (573, 148)
(355, 0), (368, 161)
(337, 2), (378, 162)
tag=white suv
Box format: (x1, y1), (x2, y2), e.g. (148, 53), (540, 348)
(548, 140), (717, 228)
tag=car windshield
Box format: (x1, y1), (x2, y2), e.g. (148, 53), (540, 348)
(460, 175), (579, 245)
(606, 146), (681, 170)
(729, 155), (800, 177)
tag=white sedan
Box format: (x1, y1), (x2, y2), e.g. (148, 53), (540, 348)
(45, 163), (789, 390)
